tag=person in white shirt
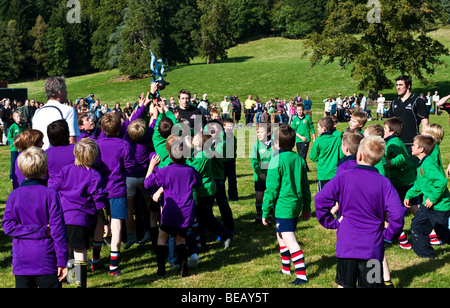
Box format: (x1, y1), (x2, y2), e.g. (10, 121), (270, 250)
(220, 96), (231, 120)
(32, 76), (80, 150)
(432, 91), (440, 115)
(376, 93), (386, 120)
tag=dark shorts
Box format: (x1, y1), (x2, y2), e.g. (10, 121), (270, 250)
(160, 225), (189, 238)
(66, 225), (90, 250)
(276, 217), (298, 233)
(254, 181), (266, 192)
(109, 197), (128, 219)
(336, 258), (384, 288)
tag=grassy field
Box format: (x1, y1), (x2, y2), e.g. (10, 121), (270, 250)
(1, 29), (450, 289)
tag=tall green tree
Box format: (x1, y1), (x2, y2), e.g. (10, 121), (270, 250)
(118, 0), (154, 77)
(0, 20), (24, 82)
(91, 0), (127, 71)
(304, 0), (450, 95)
(29, 15), (48, 79)
(196, 0), (232, 64)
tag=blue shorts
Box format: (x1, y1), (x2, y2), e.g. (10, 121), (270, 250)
(276, 217), (298, 233)
(109, 197), (128, 220)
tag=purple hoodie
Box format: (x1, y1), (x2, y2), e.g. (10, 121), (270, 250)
(144, 163), (201, 228)
(315, 165), (406, 261)
(46, 144), (75, 180)
(48, 164), (108, 228)
(96, 136), (135, 199)
(3, 179), (68, 276)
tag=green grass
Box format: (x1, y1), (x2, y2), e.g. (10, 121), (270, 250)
(1, 29), (450, 288)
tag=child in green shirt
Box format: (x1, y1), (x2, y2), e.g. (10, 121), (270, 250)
(384, 117), (416, 249)
(291, 103), (315, 172)
(310, 117), (344, 191)
(7, 111), (27, 180)
(405, 134), (450, 258)
(262, 125), (311, 285)
(188, 132), (233, 250)
(250, 124), (274, 225)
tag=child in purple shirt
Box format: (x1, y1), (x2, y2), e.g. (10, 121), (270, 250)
(96, 112), (135, 276)
(123, 99), (158, 249)
(145, 135), (201, 277)
(315, 136), (406, 288)
(49, 138), (110, 288)
(335, 130), (363, 176)
(3, 146), (68, 288)
(45, 120), (75, 181)
(11, 129), (44, 189)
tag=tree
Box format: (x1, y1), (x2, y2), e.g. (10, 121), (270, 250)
(29, 15), (48, 79)
(271, 0), (327, 39)
(91, 0), (127, 71)
(226, 0), (271, 42)
(0, 20), (24, 82)
(304, 0), (450, 95)
(196, 0), (232, 64)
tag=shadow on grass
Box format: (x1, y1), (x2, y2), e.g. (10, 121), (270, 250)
(392, 247), (450, 288)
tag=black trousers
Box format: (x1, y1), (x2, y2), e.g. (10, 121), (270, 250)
(296, 142), (310, 171)
(411, 205), (450, 258)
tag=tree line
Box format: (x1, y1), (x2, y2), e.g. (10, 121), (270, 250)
(0, 0), (449, 84)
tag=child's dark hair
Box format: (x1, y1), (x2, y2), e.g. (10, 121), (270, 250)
(414, 134), (435, 155)
(384, 117), (403, 137)
(223, 118), (234, 125)
(158, 117), (174, 139)
(318, 116), (334, 132)
(276, 125), (296, 151)
(47, 119), (70, 147)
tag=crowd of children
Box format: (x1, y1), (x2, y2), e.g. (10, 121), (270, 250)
(3, 80), (450, 289)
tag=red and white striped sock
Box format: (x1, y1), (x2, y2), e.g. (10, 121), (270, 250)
(280, 246), (291, 275)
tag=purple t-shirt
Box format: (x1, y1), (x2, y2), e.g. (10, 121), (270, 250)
(144, 163), (201, 228)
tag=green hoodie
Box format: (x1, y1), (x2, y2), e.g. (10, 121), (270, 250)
(310, 132), (343, 181)
(405, 156), (450, 212)
(262, 150), (311, 219)
(188, 150), (216, 198)
(250, 139), (274, 182)
(385, 135), (416, 187)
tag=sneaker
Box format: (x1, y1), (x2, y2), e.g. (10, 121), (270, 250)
(188, 253), (199, 269)
(289, 278), (309, 285)
(124, 238), (136, 250)
(384, 280), (395, 288)
(223, 237), (232, 250)
(89, 260), (104, 272)
(109, 269), (122, 277)
(139, 231), (151, 244)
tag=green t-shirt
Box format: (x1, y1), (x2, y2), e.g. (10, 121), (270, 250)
(291, 114), (315, 143)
